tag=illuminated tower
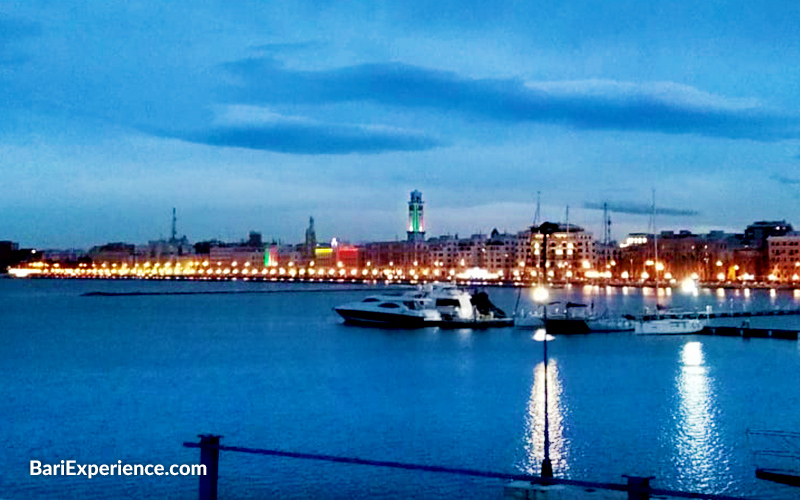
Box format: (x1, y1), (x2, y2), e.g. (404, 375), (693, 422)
(305, 216), (317, 256)
(407, 190), (425, 242)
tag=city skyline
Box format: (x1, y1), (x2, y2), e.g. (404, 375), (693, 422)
(2, 1), (800, 248)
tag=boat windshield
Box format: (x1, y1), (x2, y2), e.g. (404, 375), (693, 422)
(435, 299), (460, 307)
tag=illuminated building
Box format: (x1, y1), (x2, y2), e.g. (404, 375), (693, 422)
(531, 223), (595, 280)
(87, 242), (136, 265)
(407, 190), (425, 242)
(768, 232), (800, 281)
(304, 216), (317, 257)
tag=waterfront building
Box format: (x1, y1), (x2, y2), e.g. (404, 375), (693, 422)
(407, 190), (425, 242)
(743, 220), (793, 279)
(206, 245), (265, 267)
(140, 237), (194, 264)
(361, 240), (427, 269)
(620, 230), (740, 282)
(0, 241), (21, 272)
(486, 229), (518, 277)
(426, 234), (458, 268)
(767, 232), (800, 281)
(275, 244), (304, 267)
(87, 242), (136, 266)
(531, 223), (595, 280)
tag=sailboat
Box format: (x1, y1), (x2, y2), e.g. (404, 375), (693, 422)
(633, 191), (706, 335)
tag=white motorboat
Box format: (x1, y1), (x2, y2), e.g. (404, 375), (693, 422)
(424, 283), (513, 327)
(633, 317), (705, 335)
(334, 283), (512, 328)
(334, 295), (441, 327)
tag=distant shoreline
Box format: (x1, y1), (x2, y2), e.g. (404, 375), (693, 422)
(9, 275), (800, 291)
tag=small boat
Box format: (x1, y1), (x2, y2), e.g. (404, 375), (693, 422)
(586, 315), (634, 333)
(514, 310), (545, 330)
(334, 295), (441, 327)
(633, 317), (705, 335)
(543, 302), (633, 334)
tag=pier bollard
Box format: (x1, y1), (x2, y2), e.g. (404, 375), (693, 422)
(198, 434), (222, 500)
(623, 475), (653, 500)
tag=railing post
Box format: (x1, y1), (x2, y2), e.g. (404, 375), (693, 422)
(198, 434), (222, 500)
(623, 475), (653, 500)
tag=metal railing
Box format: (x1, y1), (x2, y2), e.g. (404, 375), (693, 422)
(184, 435), (753, 500)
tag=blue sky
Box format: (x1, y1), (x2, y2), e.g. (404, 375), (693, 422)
(2, 1), (799, 248)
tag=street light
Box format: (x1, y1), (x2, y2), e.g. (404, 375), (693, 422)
(533, 328), (555, 479)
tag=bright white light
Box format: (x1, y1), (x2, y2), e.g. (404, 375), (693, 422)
(533, 329), (555, 342)
(532, 286), (550, 302)
(455, 267), (499, 280)
(681, 278), (698, 295)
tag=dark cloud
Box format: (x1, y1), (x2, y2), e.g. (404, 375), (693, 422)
(172, 119), (441, 155)
(584, 201), (699, 216)
(771, 174), (800, 185)
(221, 58), (800, 141)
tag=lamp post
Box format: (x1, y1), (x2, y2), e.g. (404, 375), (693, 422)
(531, 222), (559, 479)
(534, 327), (555, 479)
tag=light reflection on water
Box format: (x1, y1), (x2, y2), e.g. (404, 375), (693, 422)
(522, 360), (568, 477)
(673, 341), (730, 492)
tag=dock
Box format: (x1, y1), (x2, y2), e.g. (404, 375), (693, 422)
(627, 307), (800, 322)
(700, 326), (799, 340)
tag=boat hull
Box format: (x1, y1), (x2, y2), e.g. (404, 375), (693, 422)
(334, 307), (432, 328)
(544, 318), (591, 335)
(634, 319), (705, 335)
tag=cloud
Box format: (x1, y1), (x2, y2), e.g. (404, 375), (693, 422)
(170, 106), (441, 154)
(221, 58), (800, 141)
(250, 41), (327, 53)
(584, 201), (699, 216)
(771, 174), (800, 185)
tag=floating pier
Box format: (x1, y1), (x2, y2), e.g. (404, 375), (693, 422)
(629, 308), (800, 322)
(700, 326), (799, 340)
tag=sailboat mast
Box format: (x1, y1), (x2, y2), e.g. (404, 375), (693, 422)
(652, 190), (657, 286)
(652, 189), (659, 317)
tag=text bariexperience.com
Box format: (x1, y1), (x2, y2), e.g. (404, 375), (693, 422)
(30, 460), (206, 479)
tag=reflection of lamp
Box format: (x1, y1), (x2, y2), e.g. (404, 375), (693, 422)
(533, 328), (556, 479)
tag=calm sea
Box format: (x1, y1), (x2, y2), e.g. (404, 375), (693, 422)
(1, 278), (799, 499)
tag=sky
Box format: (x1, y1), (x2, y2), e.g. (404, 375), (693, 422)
(2, 1), (800, 248)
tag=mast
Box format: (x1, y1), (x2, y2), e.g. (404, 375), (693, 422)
(171, 207), (177, 243)
(652, 189), (659, 316)
(565, 205), (570, 276)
